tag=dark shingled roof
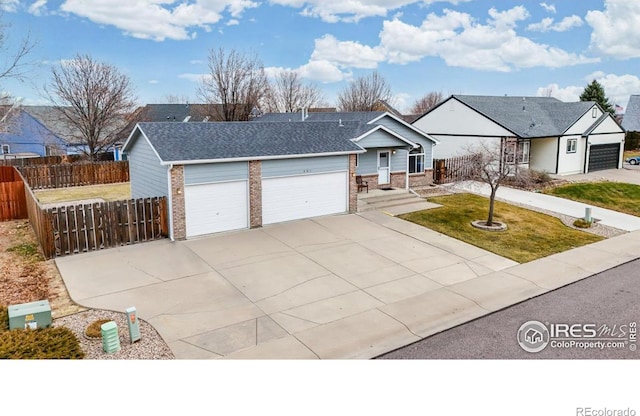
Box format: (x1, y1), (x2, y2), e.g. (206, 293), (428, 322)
(132, 121), (367, 163)
(255, 111), (387, 123)
(622, 95), (640, 132)
(453, 95), (597, 138)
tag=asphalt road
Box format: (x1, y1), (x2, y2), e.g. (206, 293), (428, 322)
(377, 258), (640, 359)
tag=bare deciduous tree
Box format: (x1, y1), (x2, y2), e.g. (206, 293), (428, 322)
(48, 54), (137, 160)
(463, 139), (530, 226)
(0, 11), (36, 131)
(337, 71), (393, 112)
(198, 48), (269, 121)
(162, 94), (191, 104)
(409, 91), (443, 115)
(265, 70), (325, 113)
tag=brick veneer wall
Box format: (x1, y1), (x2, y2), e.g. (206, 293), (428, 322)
(408, 169), (434, 187)
(349, 154), (357, 213)
(249, 160), (262, 228)
(170, 165), (186, 240)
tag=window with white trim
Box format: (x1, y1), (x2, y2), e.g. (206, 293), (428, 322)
(1, 144), (9, 154)
(409, 145), (425, 173)
(504, 140), (530, 164)
(566, 138), (577, 153)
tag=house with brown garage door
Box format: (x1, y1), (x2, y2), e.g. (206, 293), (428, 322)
(412, 95), (625, 175)
(122, 118), (430, 239)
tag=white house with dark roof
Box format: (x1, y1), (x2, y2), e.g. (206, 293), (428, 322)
(413, 95), (625, 175)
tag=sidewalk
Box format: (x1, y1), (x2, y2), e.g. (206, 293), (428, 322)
(446, 181), (640, 232)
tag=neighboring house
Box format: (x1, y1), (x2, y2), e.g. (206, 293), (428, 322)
(123, 121), (370, 239)
(0, 107), (68, 159)
(255, 111), (439, 189)
(413, 95), (625, 175)
(24, 106), (129, 160)
(622, 95), (640, 132)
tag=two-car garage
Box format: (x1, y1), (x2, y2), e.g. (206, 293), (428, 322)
(183, 156), (350, 238)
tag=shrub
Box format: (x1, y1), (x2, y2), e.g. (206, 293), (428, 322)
(0, 306), (8, 332)
(573, 218), (592, 228)
(0, 327), (85, 359)
(85, 319), (112, 339)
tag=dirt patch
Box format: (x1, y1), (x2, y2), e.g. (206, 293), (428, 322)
(0, 219), (85, 317)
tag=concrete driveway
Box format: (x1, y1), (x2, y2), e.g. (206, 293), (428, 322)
(55, 211), (522, 359)
(557, 165), (640, 185)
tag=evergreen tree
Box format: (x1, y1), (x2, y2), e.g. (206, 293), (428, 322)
(579, 80), (615, 114)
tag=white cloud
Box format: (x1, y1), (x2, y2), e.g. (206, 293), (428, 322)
(527, 15), (583, 32)
(377, 6), (597, 71)
(226, 19), (240, 26)
(0, 0), (19, 12)
(297, 60), (351, 83)
(540, 2), (556, 13)
(149, 80), (160, 84)
(311, 35), (386, 69)
(586, 0), (640, 58)
(59, 0), (259, 41)
(538, 73), (640, 106)
(28, 0), (48, 15)
(268, 0), (470, 23)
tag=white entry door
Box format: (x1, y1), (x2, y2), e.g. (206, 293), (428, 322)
(378, 150), (390, 185)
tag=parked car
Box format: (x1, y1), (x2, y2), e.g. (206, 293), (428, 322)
(625, 155), (640, 165)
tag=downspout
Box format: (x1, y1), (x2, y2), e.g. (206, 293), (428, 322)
(405, 148), (409, 190)
(583, 137), (590, 174)
(555, 137), (560, 174)
(166, 164), (175, 241)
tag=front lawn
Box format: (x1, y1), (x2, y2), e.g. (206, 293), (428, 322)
(34, 183), (131, 205)
(543, 182), (640, 217)
(399, 193), (602, 263)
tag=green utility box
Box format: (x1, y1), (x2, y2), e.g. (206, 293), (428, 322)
(101, 321), (121, 354)
(8, 300), (52, 330)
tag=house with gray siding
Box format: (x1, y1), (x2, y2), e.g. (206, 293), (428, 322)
(255, 111), (438, 189)
(123, 115), (437, 239)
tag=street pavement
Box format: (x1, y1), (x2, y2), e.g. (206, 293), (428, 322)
(377, 257), (640, 359)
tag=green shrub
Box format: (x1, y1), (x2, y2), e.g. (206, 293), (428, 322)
(0, 327), (85, 359)
(0, 306), (8, 332)
(573, 218), (592, 228)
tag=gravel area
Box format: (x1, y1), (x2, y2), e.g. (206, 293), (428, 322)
(53, 309), (175, 359)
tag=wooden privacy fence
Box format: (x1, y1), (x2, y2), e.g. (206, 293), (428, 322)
(19, 161), (129, 189)
(46, 198), (168, 258)
(433, 154), (481, 184)
(0, 167), (27, 221)
(0, 154), (84, 166)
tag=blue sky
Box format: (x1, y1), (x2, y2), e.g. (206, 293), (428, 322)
(2, 0), (640, 113)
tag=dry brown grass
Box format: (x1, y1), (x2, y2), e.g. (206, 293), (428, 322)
(34, 183), (131, 205)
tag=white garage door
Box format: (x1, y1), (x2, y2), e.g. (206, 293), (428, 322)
(184, 181), (248, 237)
(262, 172), (348, 225)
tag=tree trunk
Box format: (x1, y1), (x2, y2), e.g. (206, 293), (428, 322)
(487, 186), (497, 226)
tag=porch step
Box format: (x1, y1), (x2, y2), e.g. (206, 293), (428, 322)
(357, 191), (428, 212)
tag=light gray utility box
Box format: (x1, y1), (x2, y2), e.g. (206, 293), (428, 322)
(8, 300), (52, 330)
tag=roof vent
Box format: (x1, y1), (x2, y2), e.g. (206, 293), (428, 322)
(339, 119), (343, 127)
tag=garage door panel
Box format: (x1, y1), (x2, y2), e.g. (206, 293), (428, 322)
(185, 181), (248, 237)
(588, 143), (620, 172)
(262, 172), (347, 225)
